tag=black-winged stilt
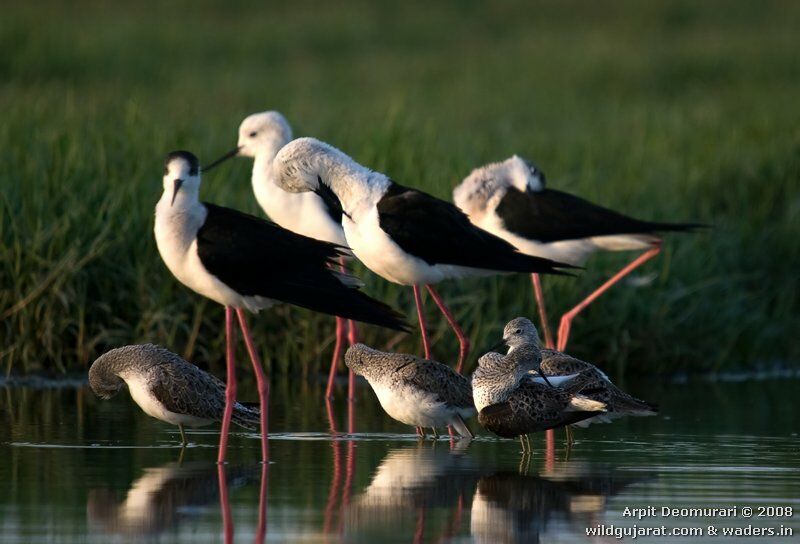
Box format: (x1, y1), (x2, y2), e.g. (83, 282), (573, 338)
(269, 138), (574, 375)
(205, 111), (359, 400)
(88, 344), (260, 447)
(154, 150), (407, 462)
(454, 155), (703, 350)
(345, 343), (475, 438)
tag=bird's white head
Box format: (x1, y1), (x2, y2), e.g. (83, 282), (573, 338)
(507, 155), (546, 192)
(502, 317), (541, 350)
(236, 110), (293, 158)
(271, 137), (339, 193)
(163, 150), (201, 207)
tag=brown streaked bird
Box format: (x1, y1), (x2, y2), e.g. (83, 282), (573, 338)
(89, 344), (259, 446)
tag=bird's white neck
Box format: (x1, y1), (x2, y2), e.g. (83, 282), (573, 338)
(321, 162), (390, 219)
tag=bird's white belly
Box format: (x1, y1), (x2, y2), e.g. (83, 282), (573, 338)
(476, 212), (595, 266)
(125, 375), (212, 427)
(154, 214), (274, 311)
(343, 208), (452, 285)
(370, 382), (454, 428)
(254, 181), (349, 248)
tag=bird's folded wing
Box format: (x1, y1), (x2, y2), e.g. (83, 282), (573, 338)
(377, 182), (569, 272)
(496, 187), (701, 243)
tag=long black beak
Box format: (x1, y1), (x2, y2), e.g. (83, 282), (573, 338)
(203, 146), (241, 172)
(536, 364), (555, 388)
(171, 179), (184, 206)
(489, 338), (506, 352)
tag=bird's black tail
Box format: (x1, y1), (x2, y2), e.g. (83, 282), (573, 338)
(305, 285), (411, 332)
(639, 221), (709, 233)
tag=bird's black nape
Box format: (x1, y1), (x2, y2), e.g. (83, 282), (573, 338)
(165, 150), (200, 176)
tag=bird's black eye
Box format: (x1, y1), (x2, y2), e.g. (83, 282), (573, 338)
(249, 131), (257, 137)
(515, 329), (521, 334)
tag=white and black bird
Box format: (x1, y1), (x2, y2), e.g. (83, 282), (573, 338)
(89, 344), (260, 446)
(345, 343), (475, 438)
(271, 138), (574, 374)
(204, 111), (357, 401)
(154, 150), (408, 463)
(454, 155), (704, 350)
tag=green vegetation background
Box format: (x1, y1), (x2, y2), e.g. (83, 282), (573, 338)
(1, 0), (798, 378)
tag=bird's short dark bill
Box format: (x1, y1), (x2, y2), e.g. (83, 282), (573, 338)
(203, 146), (242, 172)
(171, 179), (184, 206)
(488, 339), (507, 352)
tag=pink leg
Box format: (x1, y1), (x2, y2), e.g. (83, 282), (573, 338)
(340, 257), (360, 406)
(217, 307), (237, 464)
(531, 274), (555, 349)
(217, 464), (234, 544)
(235, 308), (269, 463)
(557, 244), (662, 351)
(426, 285), (471, 374)
(412, 285), (431, 359)
(347, 319), (358, 405)
(254, 462), (268, 544)
(326, 317), (346, 399)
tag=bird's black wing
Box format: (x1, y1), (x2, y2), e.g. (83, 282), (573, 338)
(376, 182), (572, 274)
(197, 203), (408, 330)
(496, 187), (705, 243)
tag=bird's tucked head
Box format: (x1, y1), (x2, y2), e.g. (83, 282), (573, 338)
(236, 111), (293, 158)
(163, 151), (201, 207)
(88, 351), (127, 400)
(508, 155), (546, 192)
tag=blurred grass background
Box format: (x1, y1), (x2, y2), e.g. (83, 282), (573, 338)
(1, 0), (798, 379)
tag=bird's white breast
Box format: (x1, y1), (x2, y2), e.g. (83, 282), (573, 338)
(122, 373), (212, 427)
(154, 200), (269, 310)
(370, 381), (455, 428)
(253, 168), (348, 247)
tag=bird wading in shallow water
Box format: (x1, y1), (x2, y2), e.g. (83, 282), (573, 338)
(154, 150), (408, 463)
(270, 138), (575, 376)
(204, 111), (359, 401)
(482, 317), (658, 445)
(345, 343), (476, 438)
(454, 155), (705, 350)
(89, 344), (260, 447)
(471, 342), (606, 452)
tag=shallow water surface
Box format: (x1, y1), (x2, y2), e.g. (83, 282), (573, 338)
(1, 376), (798, 543)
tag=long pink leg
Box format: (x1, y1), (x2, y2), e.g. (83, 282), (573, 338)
(412, 285), (430, 437)
(426, 285), (471, 374)
(531, 274), (555, 349)
(557, 244), (662, 351)
(235, 308), (269, 463)
(217, 464), (234, 543)
(347, 319), (359, 405)
(254, 462), (268, 544)
(325, 317), (347, 399)
(218, 307), (237, 464)
(412, 285), (432, 359)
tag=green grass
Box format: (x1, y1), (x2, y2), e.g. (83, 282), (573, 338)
(1, 0), (798, 379)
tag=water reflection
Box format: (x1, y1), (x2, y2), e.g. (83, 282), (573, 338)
(2, 379), (800, 542)
(347, 441), (481, 542)
(87, 461), (260, 540)
(471, 462), (654, 543)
